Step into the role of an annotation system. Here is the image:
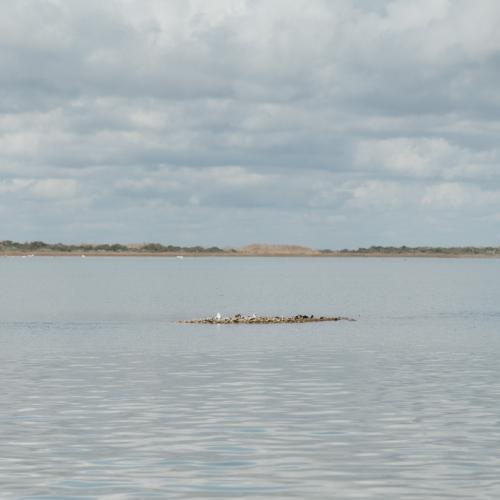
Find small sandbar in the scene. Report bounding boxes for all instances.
[178,314,355,324]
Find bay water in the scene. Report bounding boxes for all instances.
[1,257,500,498]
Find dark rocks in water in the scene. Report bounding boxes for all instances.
[178,314,354,324]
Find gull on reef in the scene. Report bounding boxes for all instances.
[215,313,222,321]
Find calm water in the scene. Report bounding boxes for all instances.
[1,257,500,499]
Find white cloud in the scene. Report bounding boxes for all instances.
[114,177,179,193]
[193,166,268,188]
[422,182,468,208]
[30,179,78,200]
[355,138,452,177]
[355,137,500,182]
[1,1,500,246]
[422,182,500,209]
[346,180,416,209]
[0,178,33,193]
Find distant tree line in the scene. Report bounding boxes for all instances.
[0,240,224,254]
[2,240,500,256]
[320,245,500,255]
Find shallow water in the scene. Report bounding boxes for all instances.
[1,257,500,498]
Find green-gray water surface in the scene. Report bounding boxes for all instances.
[1,256,500,498]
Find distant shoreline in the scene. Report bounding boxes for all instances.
[2,240,500,258]
[2,251,500,259]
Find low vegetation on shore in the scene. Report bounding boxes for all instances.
[322,245,500,257]
[1,240,500,257]
[0,240,225,255]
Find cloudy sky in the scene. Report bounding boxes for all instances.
[1,0,500,248]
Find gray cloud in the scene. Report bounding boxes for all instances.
[1,0,500,247]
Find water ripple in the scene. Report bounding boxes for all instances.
[1,344,500,499]
[2,258,500,498]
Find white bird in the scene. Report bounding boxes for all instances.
[215,312,222,321]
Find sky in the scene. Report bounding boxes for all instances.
[1,0,500,248]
